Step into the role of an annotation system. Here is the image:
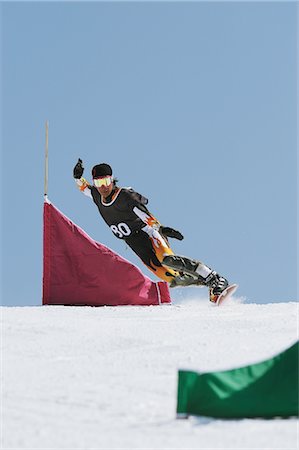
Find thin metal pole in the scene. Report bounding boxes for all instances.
[44,120,49,199]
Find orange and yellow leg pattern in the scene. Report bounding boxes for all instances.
[141,224,180,283]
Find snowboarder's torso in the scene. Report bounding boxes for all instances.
[90,186,150,240]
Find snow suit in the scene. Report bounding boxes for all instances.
[75,178,180,283]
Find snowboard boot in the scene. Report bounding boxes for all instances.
[206,271,229,303]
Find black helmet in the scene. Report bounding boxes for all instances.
[92,163,112,178]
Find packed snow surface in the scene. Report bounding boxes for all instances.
[1,296,298,449]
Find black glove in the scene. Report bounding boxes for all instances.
[73,158,84,179]
[160,226,184,241]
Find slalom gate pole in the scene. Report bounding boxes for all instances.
[44,120,49,199]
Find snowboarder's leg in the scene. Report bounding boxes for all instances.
[126,229,219,290]
[169,273,206,288]
[162,254,228,301]
[125,229,202,287]
[125,229,181,283]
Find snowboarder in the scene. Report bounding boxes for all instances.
[73,159,229,303]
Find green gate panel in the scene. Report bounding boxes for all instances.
[177,341,298,418]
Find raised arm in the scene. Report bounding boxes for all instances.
[73,158,92,198]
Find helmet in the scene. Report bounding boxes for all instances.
[92,163,112,178]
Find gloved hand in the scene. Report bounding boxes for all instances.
[160,226,184,241]
[73,158,84,179]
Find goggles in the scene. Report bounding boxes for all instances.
[93,176,113,188]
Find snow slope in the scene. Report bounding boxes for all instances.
[1,297,298,449]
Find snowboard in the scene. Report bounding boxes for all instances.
[215,283,238,306]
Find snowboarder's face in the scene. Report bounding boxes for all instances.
[96,183,114,198]
[93,176,114,198]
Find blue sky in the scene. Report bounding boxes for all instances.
[1,2,297,306]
